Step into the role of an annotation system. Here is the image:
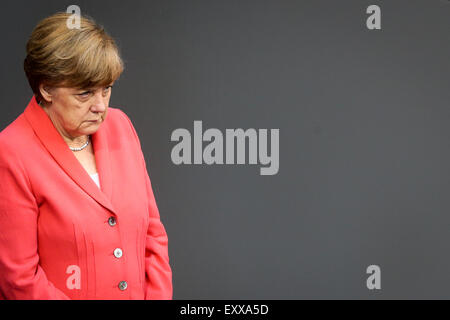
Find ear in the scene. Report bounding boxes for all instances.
[39,84,53,104]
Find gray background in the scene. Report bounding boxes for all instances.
[1,0,449,299]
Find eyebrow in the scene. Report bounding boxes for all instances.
[76,85,113,92]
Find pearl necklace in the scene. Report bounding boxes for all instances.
[69,136,90,152]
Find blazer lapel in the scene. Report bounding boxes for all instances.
[23,96,117,216]
[91,122,113,204]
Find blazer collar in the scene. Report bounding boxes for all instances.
[24,96,117,216]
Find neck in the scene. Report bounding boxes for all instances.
[66,135,90,149]
[40,103,90,149]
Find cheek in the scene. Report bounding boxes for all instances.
[64,111,87,130]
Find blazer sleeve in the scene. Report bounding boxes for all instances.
[120,111,173,300]
[0,145,70,300]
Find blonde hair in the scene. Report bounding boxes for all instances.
[24,12,124,102]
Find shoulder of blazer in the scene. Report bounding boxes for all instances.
[0,113,32,144]
[0,114,36,199]
[104,107,131,130]
[104,107,142,148]
[0,114,36,165]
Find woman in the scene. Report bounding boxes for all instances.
[0,12,172,299]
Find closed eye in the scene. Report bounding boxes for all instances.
[78,91,92,98]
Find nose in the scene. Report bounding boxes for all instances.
[90,92,107,113]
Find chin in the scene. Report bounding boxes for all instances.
[83,126,101,136]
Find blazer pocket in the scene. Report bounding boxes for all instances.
[73,223,97,299]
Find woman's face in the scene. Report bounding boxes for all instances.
[41,84,113,139]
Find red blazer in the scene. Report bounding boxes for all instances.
[0,96,172,299]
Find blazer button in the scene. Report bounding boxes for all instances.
[114,248,123,258]
[118,281,128,291]
[108,217,117,226]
